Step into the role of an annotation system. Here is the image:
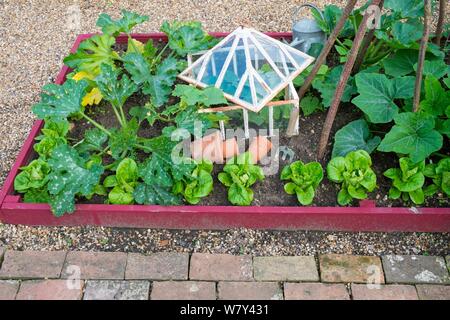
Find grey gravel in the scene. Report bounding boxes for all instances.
[0,225,448,256]
[0,1,449,256]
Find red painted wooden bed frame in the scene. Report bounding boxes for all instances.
[0,32,449,231]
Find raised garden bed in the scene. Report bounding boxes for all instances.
[1,11,449,232]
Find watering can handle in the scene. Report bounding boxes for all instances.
[292,3,325,24]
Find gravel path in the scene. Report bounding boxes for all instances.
[0,225,448,256]
[0,1,448,254]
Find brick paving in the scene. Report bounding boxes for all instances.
[0,249,448,300]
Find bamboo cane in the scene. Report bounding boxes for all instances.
[413,0,431,112]
[434,0,445,46]
[317,0,381,159]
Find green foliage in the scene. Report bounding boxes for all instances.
[162,85,227,136]
[19,12,228,212]
[161,20,218,56]
[218,153,264,206]
[424,158,450,197]
[414,59,449,79]
[173,161,214,204]
[300,95,322,116]
[14,159,51,203]
[108,118,139,159]
[391,19,423,46]
[352,73,415,123]
[383,49,419,77]
[293,64,329,88]
[327,150,377,206]
[384,0,424,18]
[378,112,443,163]
[96,10,149,36]
[313,66,356,108]
[280,161,323,205]
[103,158,138,204]
[123,52,153,86]
[311,4,354,37]
[132,135,196,205]
[419,76,450,133]
[332,119,381,158]
[32,79,89,121]
[133,155,181,206]
[173,84,227,107]
[95,63,138,110]
[63,34,120,75]
[142,57,182,107]
[384,157,426,204]
[47,145,104,216]
[34,119,69,158]
[75,128,109,156]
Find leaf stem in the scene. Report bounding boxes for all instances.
[155,42,169,62]
[80,113,111,136]
[111,105,125,127]
[118,104,128,126]
[134,143,152,153]
[150,42,170,70]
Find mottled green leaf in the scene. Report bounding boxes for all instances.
[142,57,180,107]
[32,79,88,121]
[161,20,218,56]
[47,145,104,216]
[76,128,108,155]
[123,52,152,86]
[63,34,119,75]
[108,118,139,159]
[97,10,148,36]
[95,64,137,108]
[133,182,180,205]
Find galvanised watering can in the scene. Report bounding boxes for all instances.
[290,3,326,53]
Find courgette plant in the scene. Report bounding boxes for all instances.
[15,10,221,216]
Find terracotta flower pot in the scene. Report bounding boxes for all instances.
[248,135,272,163]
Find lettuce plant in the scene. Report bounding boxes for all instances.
[384,157,426,204]
[281,161,323,205]
[33,119,69,158]
[327,150,377,206]
[173,160,214,204]
[14,159,51,203]
[424,157,450,197]
[218,153,265,206]
[103,158,139,205]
